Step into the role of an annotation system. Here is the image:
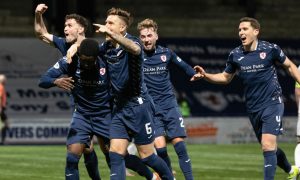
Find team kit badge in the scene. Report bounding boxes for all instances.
[260,52,266,59]
[99,68,106,75]
[160,55,167,62]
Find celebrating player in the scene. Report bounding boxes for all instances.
[194,17,300,180]
[34,4,103,179]
[94,7,174,180]
[137,18,199,180]
[39,39,111,179]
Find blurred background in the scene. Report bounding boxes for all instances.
[1,0,300,144]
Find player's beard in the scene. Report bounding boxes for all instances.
[65,35,77,44]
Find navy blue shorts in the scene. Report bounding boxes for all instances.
[109,100,155,145]
[66,111,111,147]
[154,106,187,140]
[248,103,283,142]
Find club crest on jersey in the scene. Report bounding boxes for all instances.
[160,55,167,62]
[99,68,106,75]
[260,52,266,59]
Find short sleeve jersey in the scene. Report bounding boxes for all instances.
[39,56,111,116]
[143,45,195,109]
[224,40,286,112]
[99,33,148,105]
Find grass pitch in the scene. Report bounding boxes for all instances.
[0,143,295,180]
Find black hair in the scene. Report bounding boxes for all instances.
[78,38,99,57]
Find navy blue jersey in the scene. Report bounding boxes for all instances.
[39,56,111,116]
[224,40,286,112]
[99,33,148,106]
[53,35,71,56]
[143,45,195,109]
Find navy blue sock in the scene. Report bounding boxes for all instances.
[83,150,101,180]
[142,153,173,180]
[125,154,153,180]
[263,151,277,180]
[65,152,80,180]
[109,152,125,180]
[174,141,193,180]
[156,147,173,172]
[103,152,111,168]
[276,147,291,173]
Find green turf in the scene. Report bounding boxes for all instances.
[0,143,296,180]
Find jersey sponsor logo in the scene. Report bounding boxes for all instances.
[160,55,167,62]
[53,62,60,69]
[99,68,106,75]
[260,52,266,59]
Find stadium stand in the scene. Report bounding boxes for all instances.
[0,0,300,38]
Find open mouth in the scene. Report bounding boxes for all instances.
[145,43,152,48]
[241,37,246,42]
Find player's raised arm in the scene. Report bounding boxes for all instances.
[34,3,53,45]
[94,23,141,56]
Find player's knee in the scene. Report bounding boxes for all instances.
[171,137,184,145]
[137,145,155,158]
[109,139,128,155]
[261,142,276,151]
[109,145,127,155]
[154,136,167,148]
[67,144,85,156]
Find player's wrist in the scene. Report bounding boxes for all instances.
[53,79,59,86]
[35,11,42,15]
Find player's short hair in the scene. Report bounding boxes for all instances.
[65,14,89,33]
[78,38,99,58]
[240,17,260,30]
[137,18,158,33]
[107,7,133,27]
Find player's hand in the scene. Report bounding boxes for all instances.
[66,44,79,64]
[54,77,74,91]
[194,65,206,75]
[35,4,48,14]
[190,65,205,81]
[93,23,109,34]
